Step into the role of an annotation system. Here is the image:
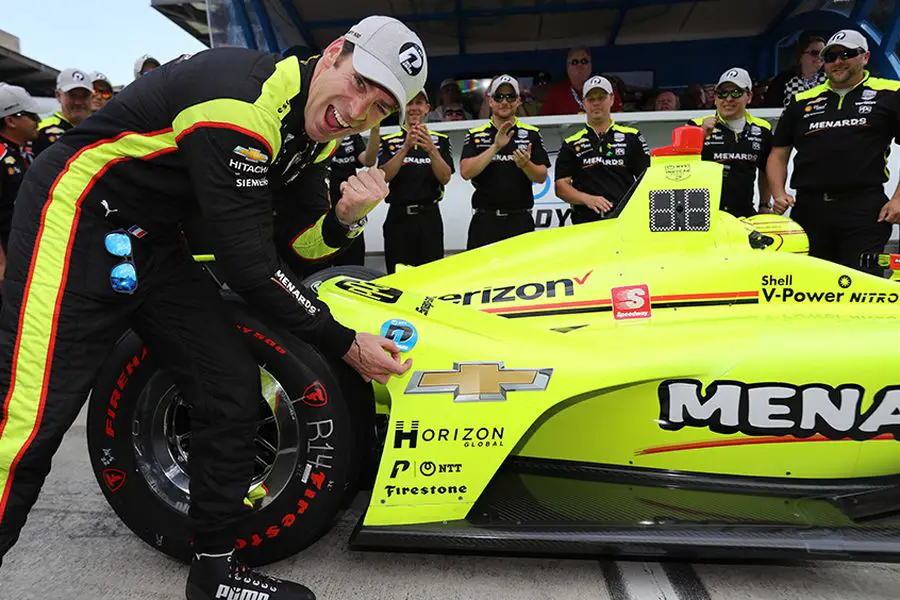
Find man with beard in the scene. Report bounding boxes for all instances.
[31,68,93,157]
[689,68,773,218]
[555,76,650,224]
[378,90,453,272]
[0,15,425,600]
[461,75,550,249]
[768,29,900,275]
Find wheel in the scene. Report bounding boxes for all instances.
[86,304,364,566]
[300,265,383,294]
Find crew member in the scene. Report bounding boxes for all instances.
[273,128,380,274]
[31,68,93,157]
[555,75,650,224]
[328,129,379,266]
[0,84,40,261]
[768,30,900,275]
[378,90,453,272]
[0,16,424,600]
[90,71,114,113]
[690,67,773,218]
[460,75,549,249]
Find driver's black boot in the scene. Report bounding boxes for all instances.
[186,551,316,600]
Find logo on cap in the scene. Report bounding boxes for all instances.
[726,69,740,79]
[73,71,86,81]
[399,42,424,77]
[831,32,846,42]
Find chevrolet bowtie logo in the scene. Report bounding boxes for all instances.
[405,361,552,402]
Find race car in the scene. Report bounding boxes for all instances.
[85,126,900,568]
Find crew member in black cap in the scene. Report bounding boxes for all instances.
[460,74,550,249]
[378,90,453,273]
[768,29,900,274]
[556,75,650,224]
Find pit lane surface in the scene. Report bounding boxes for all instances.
[5,409,900,600]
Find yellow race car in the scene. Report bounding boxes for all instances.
[86,127,900,567]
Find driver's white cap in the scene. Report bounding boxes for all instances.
[822,29,869,54]
[343,16,428,122]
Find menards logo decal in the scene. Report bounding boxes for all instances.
[658,379,900,442]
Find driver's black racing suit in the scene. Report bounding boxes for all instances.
[0,47,361,562]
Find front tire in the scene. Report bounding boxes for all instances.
[86,304,363,566]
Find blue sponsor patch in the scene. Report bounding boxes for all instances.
[380,319,418,352]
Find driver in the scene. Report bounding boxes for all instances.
[0,15,424,600]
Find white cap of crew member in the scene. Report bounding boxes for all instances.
[0,83,40,118]
[90,71,111,85]
[56,68,93,93]
[583,75,613,96]
[717,67,753,91]
[488,74,520,96]
[343,16,428,122]
[822,29,869,55]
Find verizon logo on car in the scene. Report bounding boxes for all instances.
[612,284,651,320]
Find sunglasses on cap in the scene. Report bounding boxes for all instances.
[716,89,747,99]
[105,230,138,294]
[492,92,518,103]
[822,47,865,63]
[569,58,590,66]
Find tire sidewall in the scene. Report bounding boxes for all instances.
[87,305,356,566]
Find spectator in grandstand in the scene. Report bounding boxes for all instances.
[541,47,623,115]
[681,83,708,110]
[654,90,680,111]
[555,76,650,224]
[134,53,161,79]
[689,68,773,218]
[520,71,551,116]
[461,75,550,249]
[427,79,473,122]
[763,32,826,107]
[768,29,900,275]
[378,90,454,273]
[90,71,114,113]
[32,69,93,158]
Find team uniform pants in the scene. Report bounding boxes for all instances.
[466,209,534,250]
[0,143,260,566]
[383,204,444,274]
[792,188,892,276]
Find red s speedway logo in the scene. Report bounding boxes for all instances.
[612,284,651,320]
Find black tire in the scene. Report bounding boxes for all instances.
[86,303,364,566]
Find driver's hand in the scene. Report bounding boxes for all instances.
[342,332,412,385]
[335,167,389,225]
[772,192,795,215]
[586,194,614,214]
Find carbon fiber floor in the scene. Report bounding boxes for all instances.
[4,408,900,600]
